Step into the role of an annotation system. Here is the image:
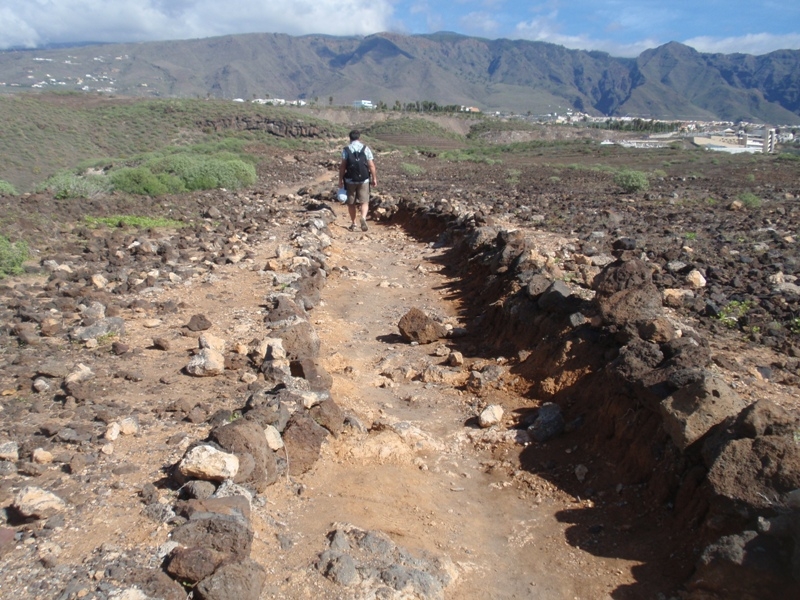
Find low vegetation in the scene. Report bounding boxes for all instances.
[84,215,186,229]
[38,171,110,199]
[613,169,650,193]
[366,117,462,140]
[0,235,29,278]
[400,163,425,176]
[467,120,541,139]
[0,94,331,192]
[37,139,257,198]
[737,191,762,208]
[0,179,17,196]
[715,300,754,329]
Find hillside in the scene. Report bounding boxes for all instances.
[1,32,799,123]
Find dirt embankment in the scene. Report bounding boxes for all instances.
[372,180,800,599]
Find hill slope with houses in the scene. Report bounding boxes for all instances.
[1,32,799,123]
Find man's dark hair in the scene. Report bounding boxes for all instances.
[349,130,361,141]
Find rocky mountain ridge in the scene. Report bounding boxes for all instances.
[1,32,799,123]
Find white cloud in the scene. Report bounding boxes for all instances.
[459,12,500,37]
[0,8,41,48]
[0,0,395,49]
[683,33,800,56]
[513,13,658,57]
[513,11,800,57]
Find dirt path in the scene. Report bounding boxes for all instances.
[249,210,640,598]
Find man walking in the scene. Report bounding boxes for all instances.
[339,130,377,231]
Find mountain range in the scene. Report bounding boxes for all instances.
[1,31,799,124]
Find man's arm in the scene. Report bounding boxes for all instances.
[367,159,377,187]
[338,158,347,187]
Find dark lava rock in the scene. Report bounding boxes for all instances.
[309,398,345,438]
[593,259,652,297]
[525,274,552,298]
[210,418,278,492]
[398,307,447,345]
[244,392,292,432]
[180,480,217,500]
[735,399,799,439]
[193,559,266,600]
[325,553,358,586]
[170,515,253,561]
[271,321,320,360]
[537,280,579,314]
[609,338,665,380]
[688,531,799,599]
[290,358,333,391]
[186,314,213,332]
[166,546,226,584]
[175,495,251,523]
[706,436,800,512]
[528,402,565,443]
[292,267,325,310]
[282,413,328,475]
[264,295,306,329]
[596,284,663,329]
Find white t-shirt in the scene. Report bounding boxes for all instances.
[342,140,374,161]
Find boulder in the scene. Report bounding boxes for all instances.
[211,419,278,492]
[186,348,226,377]
[528,403,565,443]
[282,413,328,475]
[478,405,504,428]
[13,486,66,519]
[660,373,749,451]
[178,445,239,482]
[398,308,446,344]
[194,559,267,600]
[170,515,253,562]
[167,546,227,584]
[271,321,320,360]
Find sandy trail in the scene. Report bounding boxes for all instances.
[250,208,637,599]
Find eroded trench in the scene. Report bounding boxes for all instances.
[370,195,800,600]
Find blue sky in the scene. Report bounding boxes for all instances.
[0,1,798,57]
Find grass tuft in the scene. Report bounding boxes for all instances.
[0,235,29,278]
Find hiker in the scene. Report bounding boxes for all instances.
[338,130,377,231]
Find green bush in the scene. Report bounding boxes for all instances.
[0,179,17,196]
[715,300,753,329]
[0,235,29,278]
[401,163,425,176]
[39,171,109,199]
[110,167,188,196]
[146,154,256,191]
[737,191,761,208]
[614,169,650,193]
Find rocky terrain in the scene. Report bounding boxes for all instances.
[0,141,799,600]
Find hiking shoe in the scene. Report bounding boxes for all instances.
[360,217,368,232]
[348,223,357,231]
